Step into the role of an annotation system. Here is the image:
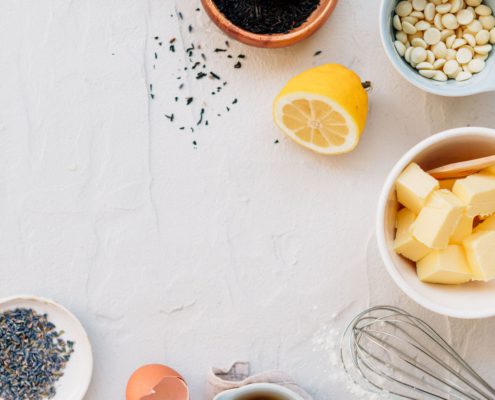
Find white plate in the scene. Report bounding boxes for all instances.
[0,295,93,400]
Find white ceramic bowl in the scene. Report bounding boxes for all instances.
[377,127,495,319]
[380,0,495,97]
[0,295,93,399]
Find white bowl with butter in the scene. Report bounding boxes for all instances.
[377,127,495,319]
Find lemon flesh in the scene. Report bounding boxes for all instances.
[273,64,368,155]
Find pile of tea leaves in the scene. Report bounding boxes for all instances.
[212,0,321,34]
[150,7,245,148]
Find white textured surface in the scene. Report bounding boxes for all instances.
[1,1,495,399]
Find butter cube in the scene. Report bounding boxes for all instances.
[394,208,431,262]
[412,190,464,249]
[452,173,495,217]
[450,214,473,245]
[463,230,495,281]
[474,214,495,232]
[439,179,456,191]
[396,163,439,214]
[417,245,472,284]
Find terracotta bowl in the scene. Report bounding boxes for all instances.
[201,0,339,48]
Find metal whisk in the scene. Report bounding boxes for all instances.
[340,306,495,400]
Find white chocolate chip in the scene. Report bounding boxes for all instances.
[452,38,467,49]
[403,21,418,34]
[426,49,436,63]
[451,0,463,14]
[466,0,482,6]
[395,40,407,56]
[419,69,437,78]
[434,13,445,29]
[475,4,492,16]
[480,15,495,30]
[444,59,460,75]
[490,28,495,43]
[456,46,474,63]
[442,13,459,29]
[446,48,458,60]
[474,43,493,53]
[468,58,486,72]
[413,0,427,11]
[403,16,419,25]
[446,34,457,48]
[411,37,428,48]
[474,52,489,60]
[457,9,475,25]
[424,27,442,44]
[463,33,477,46]
[393,15,403,31]
[416,61,434,69]
[396,31,408,43]
[411,11,426,19]
[467,19,483,32]
[441,28,455,41]
[425,3,436,20]
[476,29,491,44]
[456,70,473,80]
[405,46,414,62]
[437,3,452,14]
[433,70,448,81]
[433,58,447,69]
[432,40,448,57]
[416,20,432,30]
[411,46,428,63]
[396,1,413,17]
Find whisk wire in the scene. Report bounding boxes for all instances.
[354,335,452,400]
[363,324,490,399]
[341,306,495,400]
[357,328,481,400]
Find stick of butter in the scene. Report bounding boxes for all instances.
[450,214,473,245]
[412,190,464,249]
[463,230,495,281]
[417,245,472,284]
[394,208,431,262]
[396,163,439,215]
[453,173,495,217]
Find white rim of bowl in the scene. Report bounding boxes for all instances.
[214,383,304,400]
[0,294,94,399]
[376,127,495,319]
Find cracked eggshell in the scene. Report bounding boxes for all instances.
[126,364,189,400]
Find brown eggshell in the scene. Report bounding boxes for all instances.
[126,364,188,400]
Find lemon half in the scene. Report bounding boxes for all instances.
[273,64,369,155]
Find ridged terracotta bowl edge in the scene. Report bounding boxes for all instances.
[201,0,339,48]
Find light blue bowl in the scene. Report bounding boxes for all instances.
[380,0,495,96]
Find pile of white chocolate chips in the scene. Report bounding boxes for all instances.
[393,0,495,81]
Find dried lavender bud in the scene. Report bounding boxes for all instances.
[0,308,75,400]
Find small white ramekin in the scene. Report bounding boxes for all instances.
[380,0,495,97]
[376,127,495,319]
